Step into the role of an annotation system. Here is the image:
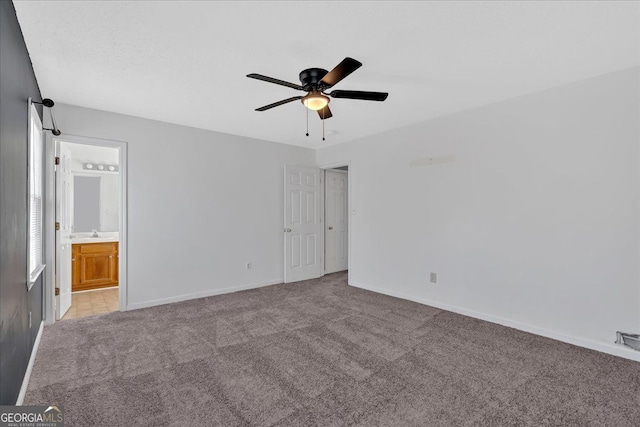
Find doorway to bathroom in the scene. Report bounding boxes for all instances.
[45,135,128,323]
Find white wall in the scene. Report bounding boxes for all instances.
[52,104,315,308]
[317,67,640,357]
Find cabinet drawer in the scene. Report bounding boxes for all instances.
[76,242,118,254]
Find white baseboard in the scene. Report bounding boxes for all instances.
[349,280,640,363]
[16,321,44,405]
[126,278,284,311]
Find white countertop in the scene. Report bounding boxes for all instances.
[70,232,119,244]
[71,237,119,244]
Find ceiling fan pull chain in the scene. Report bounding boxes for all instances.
[306,107,309,137]
[322,109,325,141]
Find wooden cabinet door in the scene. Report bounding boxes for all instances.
[80,252,114,286]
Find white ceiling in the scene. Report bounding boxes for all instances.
[14,1,640,149]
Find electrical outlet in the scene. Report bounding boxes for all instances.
[245,262,252,270]
[430,272,437,284]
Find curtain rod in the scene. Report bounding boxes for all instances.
[31,98,61,136]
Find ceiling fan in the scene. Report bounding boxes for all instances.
[247,57,388,139]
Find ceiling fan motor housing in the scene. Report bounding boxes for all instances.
[299,68,329,91]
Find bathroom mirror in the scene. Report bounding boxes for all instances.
[73,174,120,232]
[73,176,101,232]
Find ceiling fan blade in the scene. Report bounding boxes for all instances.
[317,105,333,120]
[255,96,303,111]
[329,90,388,101]
[319,57,362,88]
[247,73,304,91]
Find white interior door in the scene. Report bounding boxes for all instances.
[284,166,323,283]
[325,170,348,274]
[55,143,73,319]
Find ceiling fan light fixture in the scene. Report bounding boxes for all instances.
[302,92,329,111]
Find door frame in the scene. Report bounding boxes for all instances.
[44,134,128,324]
[324,168,348,275]
[319,160,351,284]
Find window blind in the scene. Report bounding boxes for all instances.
[28,103,44,285]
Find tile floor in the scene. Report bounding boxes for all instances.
[61,287,119,320]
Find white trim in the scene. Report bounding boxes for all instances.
[27,99,45,291]
[283,166,287,281]
[318,160,352,169]
[321,168,325,277]
[16,321,44,405]
[349,280,640,362]
[27,264,46,287]
[318,160,352,284]
[126,278,283,311]
[43,133,55,324]
[44,133,128,325]
[320,170,325,276]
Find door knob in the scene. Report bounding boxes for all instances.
[284,228,292,232]
[328,226,334,230]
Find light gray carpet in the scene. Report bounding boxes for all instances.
[26,272,640,426]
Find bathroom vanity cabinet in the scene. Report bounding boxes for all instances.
[72,242,119,291]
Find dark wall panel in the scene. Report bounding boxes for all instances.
[0,0,44,405]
